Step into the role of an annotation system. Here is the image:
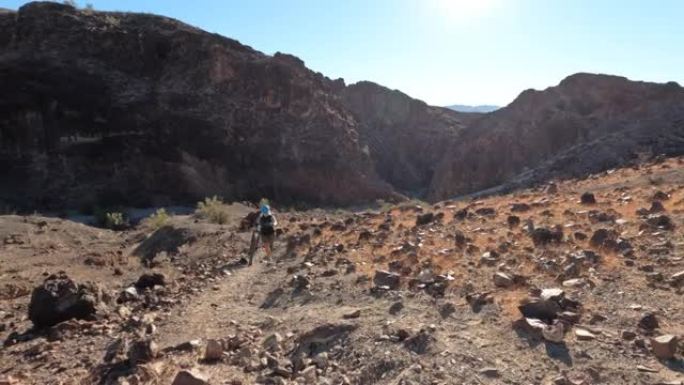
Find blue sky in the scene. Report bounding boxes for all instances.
[5,0,684,106]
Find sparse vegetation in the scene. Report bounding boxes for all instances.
[94,208,129,230]
[374,199,393,212]
[145,208,170,229]
[104,212,127,230]
[195,196,229,224]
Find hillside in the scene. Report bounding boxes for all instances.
[2,3,684,213]
[0,2,470,211]
[429,73,684,201]
[1,157,683,384]
[0,2,398,210]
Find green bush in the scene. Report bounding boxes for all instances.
[95,209,129,230]
[105,212,127,229]
[145,208,170,229]
[196,196,229,224]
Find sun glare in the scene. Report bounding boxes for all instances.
[435,0,500,20]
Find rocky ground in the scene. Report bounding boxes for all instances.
[1,158,684,385]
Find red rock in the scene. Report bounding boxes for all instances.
[650,334,678,359]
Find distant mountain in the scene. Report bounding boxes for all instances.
[446,104,500,113]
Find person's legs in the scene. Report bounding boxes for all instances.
[262,234,274,258]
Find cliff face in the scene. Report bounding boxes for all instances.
[428,73,684,200]
[341,82,472,196]
[0,2,396,210]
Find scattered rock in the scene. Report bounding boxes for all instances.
[292,323,357,357]
[439,302,456,318]
[204,339,223,361]
[638,312,659,330]
[118,287,139,303]
[574,328,596,340]
[454,230,467,247]
[530,226,563,246]
[621,330,637,340]
[580,192,596,204]
[389,302,404,315]
[519,299,561,322]
[649,201,666,213]
[479,367,500,377]
[343,310,361,319]
[636,365,659,373]
[454,208,468,221]
[475,207,496,217]
[262,333,283,352]
[415,213,435,226]
[650,334,678,359]
[646,214,675,230]
[171,370,210,385]
[507,215,521,227]
[589,228,616,248]
[300,365,317,383]
[493,272,514,288]
[28,272,100,328]
[291,275,311,290]
[134,273,166,290]
[404,330,432,354]
[127,339,158,365]
[671,270,684,286]
[373,270,401,290]
[511,203,531,212]
[652,191,670,201]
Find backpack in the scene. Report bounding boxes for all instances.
[259,214,275,235]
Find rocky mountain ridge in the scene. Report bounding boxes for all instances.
[1,2,684,211]
[428,73,684,201]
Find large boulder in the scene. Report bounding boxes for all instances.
[28,272,102,328]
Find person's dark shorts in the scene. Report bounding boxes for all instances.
[260,233,275,245]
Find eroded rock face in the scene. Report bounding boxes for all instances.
[429,73,684,201]
[341,82,471,195]
[0,2,395,210]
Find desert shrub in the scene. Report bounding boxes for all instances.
[375,199,393,212]
[95,208,129,230]
[196,196,229,224]
[145,208,170,229]
[104,212,127,229]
